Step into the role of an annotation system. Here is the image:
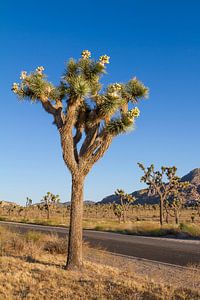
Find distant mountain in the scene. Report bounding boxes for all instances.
[61,200,96,206]
[0,200,19,207]
[100,189,159,205]
[100,168,200,205]
[181,168,200,192]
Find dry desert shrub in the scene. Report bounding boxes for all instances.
[42,233,67,254]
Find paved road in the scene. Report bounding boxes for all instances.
[0,221,200,266]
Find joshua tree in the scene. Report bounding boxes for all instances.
[26,197,32,207]
[41,192,60,219]
[138,164,189,226]
[189,185,200,216]
[165,180,190,224]
[113,203,123,223]
[165,198,183,224]
[115,189,135,222]
[12,50,148,269]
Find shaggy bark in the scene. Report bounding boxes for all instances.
[66,175,84,269]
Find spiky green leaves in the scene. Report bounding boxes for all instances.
[105,106,140,135]
[68,75,91,98]
[64,52,107,98]
[12,67,63,102]
[12,51,149,143]
[122,77,149,103]
[97,94,121,118]
[106,119,129,135]
[106,115,133,135]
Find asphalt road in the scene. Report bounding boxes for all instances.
[0,221,200,266]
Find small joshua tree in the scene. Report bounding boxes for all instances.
[12,50,148,269]
[26,197,32,207]
[115,189,135,223]
[41,192,60,219]
[138,163,189,226]
[165,181,190,224]
[113,203,123,223]
[189,185,200,215]
[165,197,183,224]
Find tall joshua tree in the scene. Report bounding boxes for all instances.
[12,50,148,269]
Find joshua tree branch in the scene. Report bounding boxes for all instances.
[40,97,64,129]
[79,125,98,157]
[60,98,83,172]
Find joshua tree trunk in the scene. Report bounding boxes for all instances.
[47,206,50,219]
[175,210,179,225]
[165,212,169,224]
[123,207,127,223]
[160,197,164,226]
[66,174,84,269]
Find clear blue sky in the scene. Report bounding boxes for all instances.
[1,0,199,205]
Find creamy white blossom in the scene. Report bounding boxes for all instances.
[20,71,27,80]
[128,107,140,118]
[99,55,110,65]
[36,66,44,74]
[110,83,122,92]
[12,83,19,93]
[81,50,91,59]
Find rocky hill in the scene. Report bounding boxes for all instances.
[181,168,200,193]
[0,200,19,207]
[100,168,200,205]
[61,200,96,206]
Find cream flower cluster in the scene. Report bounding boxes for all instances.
[81,50,91,59]
[128,107,140,118]
[99,55,110,65]
[111,83,122,91]
[36,66,44,75]
[20,71,27,80]
[12,83,19,94]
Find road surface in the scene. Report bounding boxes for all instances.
[0,221,200,266]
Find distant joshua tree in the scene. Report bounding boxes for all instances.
[12,50,148,269]
[113,203,123,223]
[114,189,135,223]
[26,197,32,207]
[41,192,60,219]
[138,164,190,226]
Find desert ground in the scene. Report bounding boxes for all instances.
[0,225,199,300]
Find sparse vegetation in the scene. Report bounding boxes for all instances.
[0,226,199,299]
[0,201,200,238]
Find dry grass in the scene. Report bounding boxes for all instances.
[93,220,200,238]
[1,213,200,238]
[1,203,200,239]
[0,226,199,299]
